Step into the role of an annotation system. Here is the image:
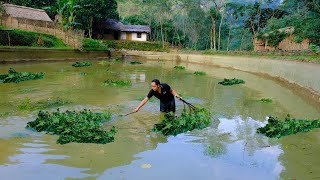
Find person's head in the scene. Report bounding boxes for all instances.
[151,79,160,91]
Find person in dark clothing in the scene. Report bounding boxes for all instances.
[133,79,182,113]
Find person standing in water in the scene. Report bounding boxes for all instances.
[133,79,182,113]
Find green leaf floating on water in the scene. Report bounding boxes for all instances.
[174,66,186,70]
[153,108,212,136]
[0,68,44,83]
[218,78,245,86]
[257,115,320,138]
[26,109,116,144]
[194,71,206,75]
[102,79,132,87]
[129,61,143,65]
[72,61,92,67]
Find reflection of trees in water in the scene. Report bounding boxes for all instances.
[234,117,277,156]
[189,120,234,158]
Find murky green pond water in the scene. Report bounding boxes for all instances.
[0,58,319,180]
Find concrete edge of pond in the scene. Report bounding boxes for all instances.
[0,48,123,63]
[125,51,320,107]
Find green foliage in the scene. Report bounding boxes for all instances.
[129,61,142,65]
[0,68,45,83]
[26,109,116,144]
[82,38,109,51]
[174,66,185,70]
[0,29,67,48]
[260,98,273,103]
[102,79,132,87]
[194,71,206,76]
[72,61,92,67]
[103,40,169,52]
[153,108,212,136]
[218,78,245,86]
[258,31,288,48]
[257,115,320,138]
[310,44,320,54]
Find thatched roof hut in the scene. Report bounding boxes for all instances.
[3,3,52,22]
[102,19,151,33]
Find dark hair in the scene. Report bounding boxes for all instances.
[152,79,160,85]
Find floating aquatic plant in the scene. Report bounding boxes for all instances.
[153,108,212,136]
[257,115,320,138]
[102,79,132,87]
[194,71,206,76]
[129,61,143,65]
[0,68,44,83]
[174,66,186,70]
[260,98,273,103]
[26,109,116,144]
[218,78,245,86]
[72,61,92,67]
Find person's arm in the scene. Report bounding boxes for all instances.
[133,97,149,112]
[171,89,182,100]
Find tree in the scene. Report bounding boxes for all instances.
[77,0,119,38]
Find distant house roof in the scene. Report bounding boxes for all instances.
[103,19,151,33]
[3,4,52,22]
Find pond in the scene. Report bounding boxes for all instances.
[0,57,319,179]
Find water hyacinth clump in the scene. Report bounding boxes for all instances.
[129,61,143,65]
[26,109,116,144]
[102,79,132,87]
[218,78,245,86]
[194,71,206,75]
[260,98,273,103]
[72,61,92,67]
[257,115,320,138]
[153,108,212,136]
[174,66,186,70]
[0,68,44,83]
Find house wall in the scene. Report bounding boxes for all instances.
[120,32,147,41]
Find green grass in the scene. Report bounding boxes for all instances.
[0,27,68,48]
[201,49,320,63]
[104,40,169,52]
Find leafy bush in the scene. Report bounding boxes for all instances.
[82,38,108,51]
[102,79,132,87]
[0,68,44,83]
[153,108,212,136]
[218,78,245,86]
[72,61,92,67]
[26,109,116,144]
[257,115,320,138]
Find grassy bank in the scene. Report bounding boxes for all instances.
[82,38,169,52]
[0,27,68,49]
[200,49,320,63]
